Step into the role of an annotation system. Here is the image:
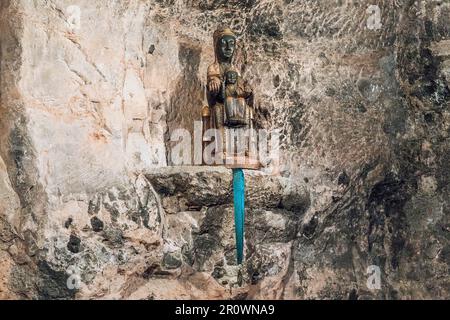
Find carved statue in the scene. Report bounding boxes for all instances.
[203,27,258,169]
[206,27,254,130]
[221,69,252,127]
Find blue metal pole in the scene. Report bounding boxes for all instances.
[232,168,245,264]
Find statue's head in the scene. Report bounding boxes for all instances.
[213,27,236,63]
[225,70,238,84]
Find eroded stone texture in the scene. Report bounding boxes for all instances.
[0,0,448,300]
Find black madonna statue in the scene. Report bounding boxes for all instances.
[202,27,259,169]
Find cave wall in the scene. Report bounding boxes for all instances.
[0,0,448,299]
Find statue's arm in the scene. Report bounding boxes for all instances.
[207,64,221,95]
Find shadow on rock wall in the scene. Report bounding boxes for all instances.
[0,0,448,300]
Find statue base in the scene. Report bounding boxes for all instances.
[223,154,261,170]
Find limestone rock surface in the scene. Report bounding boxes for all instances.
[0,0,448,299]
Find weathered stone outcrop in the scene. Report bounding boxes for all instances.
[0,0,448,299]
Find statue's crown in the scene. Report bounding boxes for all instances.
[213,27,236,43]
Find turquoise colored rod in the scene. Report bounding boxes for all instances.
[232,168,245,264]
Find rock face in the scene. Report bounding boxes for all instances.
[0,0,448,299]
